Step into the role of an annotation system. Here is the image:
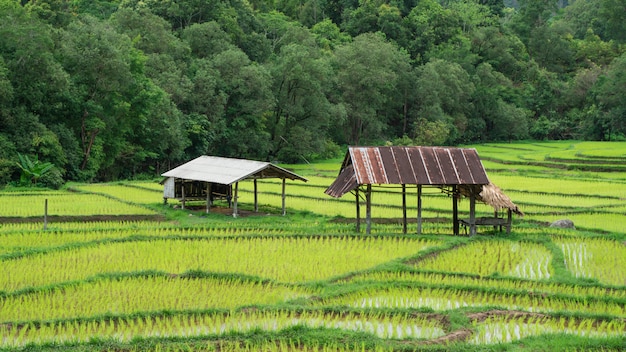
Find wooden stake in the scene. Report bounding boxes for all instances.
[44,198,48,230]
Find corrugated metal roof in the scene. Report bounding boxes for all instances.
[325,146,489,197]
[161,156,307,185]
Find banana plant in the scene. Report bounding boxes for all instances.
[16,153,54,186]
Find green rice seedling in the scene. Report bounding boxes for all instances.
[322,286,625,316]
[347,271,626,299]
[0,310,443,348]
[72,184,162,205]
[414,240,553,280]
[469,315,626,344]
[488,175,626,199]
[534,213,626,234]
[506,191,625,209]
[0,236,440,291]
[556,237,626,286]
[0,277,315,322]
[0,193,156,217]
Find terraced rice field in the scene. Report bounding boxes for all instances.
[0,141,624,351]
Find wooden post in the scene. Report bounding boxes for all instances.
[469,190,476,236]
[254,179,258,212]
[232,182,239,218]
[44,198,48,230]
[206,182,211,213]
[281,178,286,216]
[417,185,422,235]
[181,180,186,210]
[355,187,360,233]
[452,185,459,236]
[366,184,372,235]
[402,184,407,234]
[494,210,498,232]
[506,209,512,234]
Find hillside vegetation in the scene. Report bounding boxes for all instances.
[1,0,626,186]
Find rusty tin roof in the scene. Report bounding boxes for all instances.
[325,146,489,197]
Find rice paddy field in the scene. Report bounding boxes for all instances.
[0,141,625,351]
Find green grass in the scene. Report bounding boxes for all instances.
[0,141,625,351]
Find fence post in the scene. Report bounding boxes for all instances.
[44,198,48,230]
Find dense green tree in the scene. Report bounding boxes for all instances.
[267,42,338,162]
[334,33,409,145]
[310,19,351,51]
[403,0,462,61]
[592,53,626,140]
[470,63,529,141]
[210,49,273,159]
[599,0,626,43]
[56,15,132,179]
[413,59,475,143]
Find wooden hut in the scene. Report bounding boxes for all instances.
[325,146,522,235]
[162,156,307,217]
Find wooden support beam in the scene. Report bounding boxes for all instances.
[206,182,211,213]
[402,184,407,234]
[254,179,258,212]
[469,190,476,236]
[452,186,458,235]
[281,178,286,216]
[366,184,372,235]
[181,179,186,210]
[355,188,360,233]
[506,209,512,234]
[417,185,422,235]
[232,182,239,218]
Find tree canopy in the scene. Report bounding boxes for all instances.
[0,0,624,186]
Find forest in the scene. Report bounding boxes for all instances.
[0,0,624,186]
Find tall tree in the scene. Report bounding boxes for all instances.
[334,33,409,145]
[57,15,146,180]
[267,42,337,162]
[413,59,475,143]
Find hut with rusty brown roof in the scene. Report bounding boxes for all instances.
[325,146,522,235]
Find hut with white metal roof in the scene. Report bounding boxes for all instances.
[162,156,307,217]
[325,146,522,235]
